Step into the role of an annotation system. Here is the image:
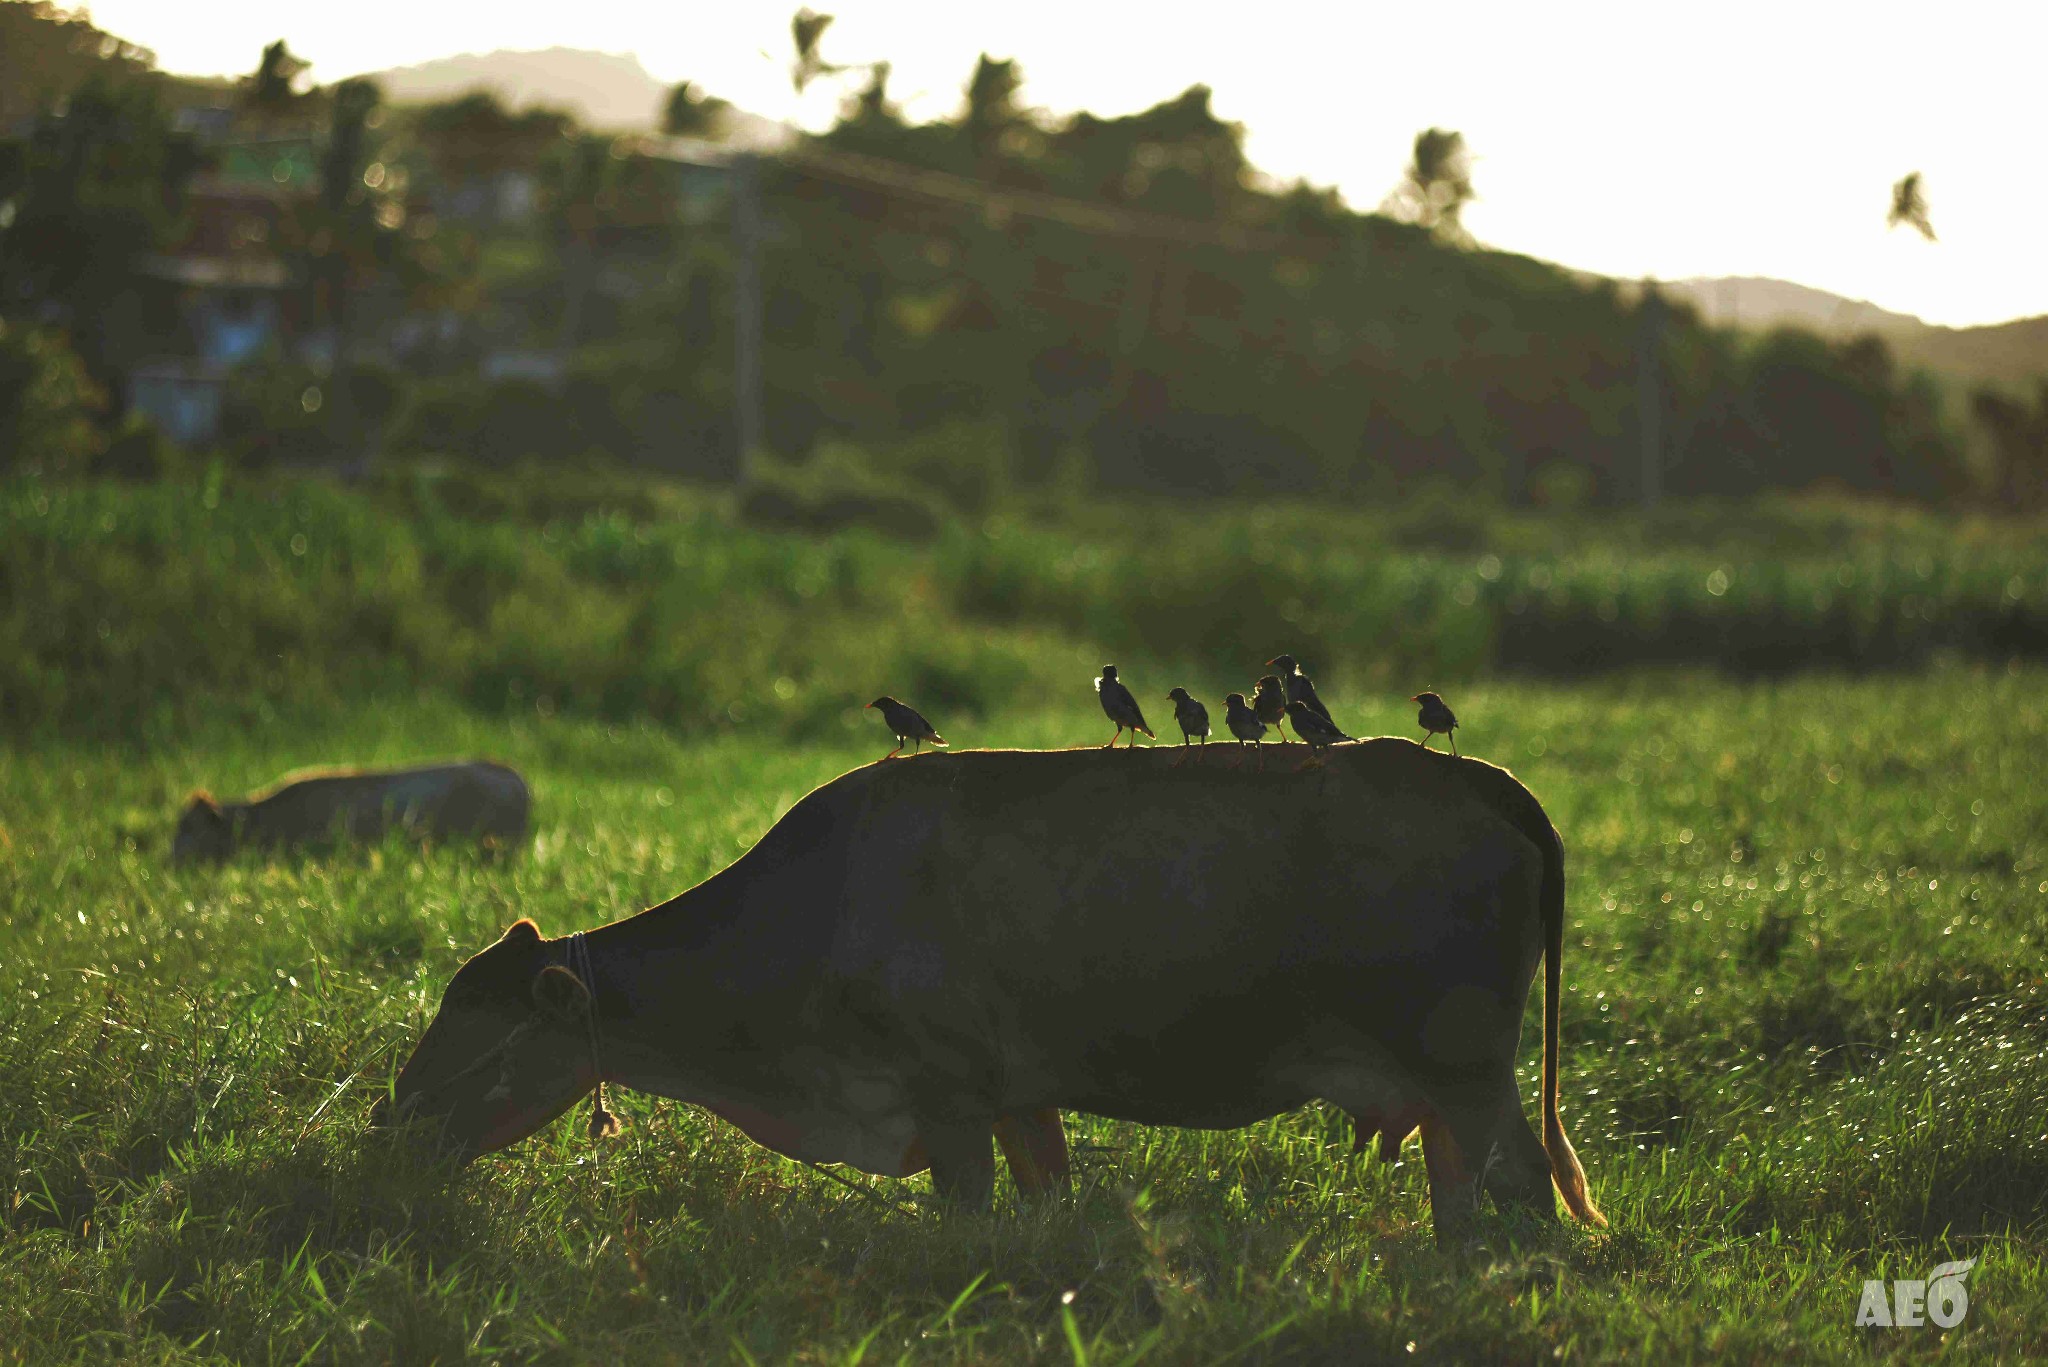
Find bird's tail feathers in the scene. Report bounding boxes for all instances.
[930,734,947,747]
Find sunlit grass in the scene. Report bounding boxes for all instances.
[2,666,2045,1359]
[9,474,2048,744]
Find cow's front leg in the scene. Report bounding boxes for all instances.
[920,1118,995,1212]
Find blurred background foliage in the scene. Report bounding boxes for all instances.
[4,1,2048,743]
[5,473,2044,740]
[6,0,2045,508]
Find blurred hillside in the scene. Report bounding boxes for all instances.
[3,2,2047,513]
[1669,276,2048,391]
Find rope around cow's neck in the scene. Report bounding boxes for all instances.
[566,931,620,1140]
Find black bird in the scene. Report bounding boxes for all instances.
[1223,692,1268,768]
[1412,691,1459,755]
[1286,699,1354,767]
[1095,665,1154,748]
[1166,687,1211,765]
[1267,654,1334,724]
[1252,674,1292,742]
[866,696,945,759]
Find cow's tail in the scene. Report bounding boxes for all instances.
[1538,821,1605,1227]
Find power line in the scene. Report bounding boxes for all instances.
[650,134,1339,258]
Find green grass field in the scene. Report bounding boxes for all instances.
[4,668,2045,1361]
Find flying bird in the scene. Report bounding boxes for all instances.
[866,696,945,759]
[1095,665,1153,748]
[1286,699,1354,767]
[1166,687,1211,765]
[1887,171,1936,242]
[1268,654,1334,724]
[1412,691,1459,755]
[1223,692,1267,769]
[1253,674,1292,742]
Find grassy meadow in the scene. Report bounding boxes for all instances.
[4,474,2048,1360]
[4,663,2047,1362]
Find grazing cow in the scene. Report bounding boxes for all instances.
[174,761,530,862]
[375,741,1601,1238]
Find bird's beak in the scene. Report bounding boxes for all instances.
[1265,658,1277,667]
[863,702,873,709]
[1409,695,1421,702]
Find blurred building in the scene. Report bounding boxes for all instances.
[128,129,315,443]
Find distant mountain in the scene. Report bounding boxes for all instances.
[363,46,792,150]
[365,47,671,131]
[1664,277,1922,335]
[1665,276,2048,390]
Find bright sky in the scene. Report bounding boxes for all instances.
[86,0,2046,327]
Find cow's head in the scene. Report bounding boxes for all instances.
[372,919,599,1161]
[173,794,233,863]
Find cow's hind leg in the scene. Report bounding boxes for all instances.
[1480,1095,1554,1224]
[921,1118,995,1212]
[1420,1107,1479,1243]
[1429,1078,1557,1240]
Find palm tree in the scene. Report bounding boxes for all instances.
[662,81,730,138]
[244,40,308,117]
[1384,128,1475,243]
[791,9,841,94]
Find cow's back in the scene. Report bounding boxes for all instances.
[244,761,529,848]
[809,744,1549,1121]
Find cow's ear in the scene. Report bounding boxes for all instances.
[533,964,590,1021]
[501,918,542,947]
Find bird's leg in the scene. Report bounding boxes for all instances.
[886,739,904,760]
[1418,732,1432,750]
[1295,748,1326,772]
[1449,734,1459,757]
[1104,725,1121,750]
[1171,736,1188,768]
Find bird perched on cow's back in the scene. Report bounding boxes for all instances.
[1223,691,1267,769]
[1286,700,1354,767]
[1268,654,1334,725]
[866,696,945,760]
[1095,665,1153,748]
[1412,691,1459,755]
[1253,674,1292,742]
[1166,687,1210,765]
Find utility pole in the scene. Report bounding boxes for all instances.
[732,152,764,485]
[1637,280,1664,509]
